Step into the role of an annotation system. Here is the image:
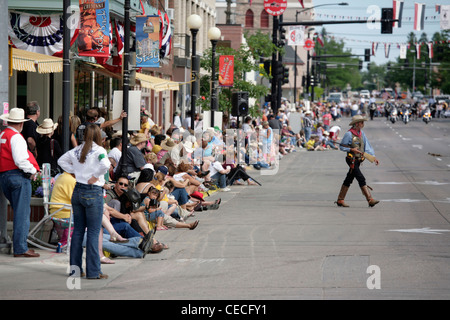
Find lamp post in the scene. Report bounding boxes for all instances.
[208,27,221,127]
[294,2,348,103]
[187,14,203,131]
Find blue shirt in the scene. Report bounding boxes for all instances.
[339,130,375,156]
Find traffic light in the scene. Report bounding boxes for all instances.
[364,49,371,62]
[367,63,371,71]
[279,27,286,47]
[231,91,249,116]
[387,63,391,71]
[359,60,363,70]
[274,61,283,81]
[381,8,393,34]
[264,60,271,76]
[282,66,289,84]
[302,75,306,87]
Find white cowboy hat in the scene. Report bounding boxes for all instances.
[182,141,194,153]
[0,108,30,123]
[36,118,58,135]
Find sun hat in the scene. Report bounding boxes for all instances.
[161,138,175,151]
[0,108,30,123]
[152,144,162,154]
[130,133,148,146]
[182,141,194,153]
[349,115,368,126]
[36,118,58,135]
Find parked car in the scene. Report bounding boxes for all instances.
[327,92,343,104]
[360,90,370,99]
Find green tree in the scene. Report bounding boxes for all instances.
[198,31,278,117]
[315,28,362,92]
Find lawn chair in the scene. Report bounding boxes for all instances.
[27,164,73,254]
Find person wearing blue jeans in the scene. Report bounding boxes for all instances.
[58,124,111,279]
[0,108,40,258]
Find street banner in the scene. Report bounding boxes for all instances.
[441,5,450,30]
[264,0,288,17]
[399,44,407,59]
[219,55,234,87]
[414,3,425,31]
[393,0,404,28]
[78,0,110,58]
[136,15,160,68]
[287,26,305,46]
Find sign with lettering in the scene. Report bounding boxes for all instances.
[264,0,288,17]
[78,0,110,58]
[136,15,160,68]
[219,55,234,87]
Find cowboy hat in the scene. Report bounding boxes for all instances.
[349,115,368,126]
[182,141,194,153]
[36,118,58,135]
[0,108,30,123]
[130,133,148,146]
[161,138,175,151]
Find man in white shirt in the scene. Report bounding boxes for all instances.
[209,160,231,191]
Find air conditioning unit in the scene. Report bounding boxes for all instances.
[167,8,174,21]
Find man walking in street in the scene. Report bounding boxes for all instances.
[0,108,40,257]
[335,115,380,208]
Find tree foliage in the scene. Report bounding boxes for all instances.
[198,31,277,117]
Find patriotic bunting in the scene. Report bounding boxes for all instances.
[414,3,426,31]
[393,0,404,28]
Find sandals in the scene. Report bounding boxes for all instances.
[156,225,168,231]
[189,220,199,230]
[100,256,115,264]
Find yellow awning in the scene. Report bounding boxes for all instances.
[12,48,63,73]
[135,73,179,92]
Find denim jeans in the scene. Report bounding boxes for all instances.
[211,172,227,188]
[0,169,32,255]
[70,183,104,278]
[304,127,312,143]
[102,233,143,258]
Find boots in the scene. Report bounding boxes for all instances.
[335,185,350,207]
[361,185,379,207]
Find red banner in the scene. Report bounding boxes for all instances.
[78,0,110,58]
[219,55,234,87]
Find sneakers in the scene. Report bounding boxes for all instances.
[221,187,231,192]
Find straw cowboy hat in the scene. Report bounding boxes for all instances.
[36,118,58,135]
[349,115,368,126]
[130,133,148,146]
[0,108,30,123]
[161,138,175,151]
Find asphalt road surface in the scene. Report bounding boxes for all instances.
[0,116,449,304]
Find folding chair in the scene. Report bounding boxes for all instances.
[27,164,73,254]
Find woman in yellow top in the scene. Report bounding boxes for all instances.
[49,172,76,246]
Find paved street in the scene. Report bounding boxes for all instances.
[1,116,449,302]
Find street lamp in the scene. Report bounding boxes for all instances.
[294,2,349,104]
[187,14,203,131]
[208,27,221,127]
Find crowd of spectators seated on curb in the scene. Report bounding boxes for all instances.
[4,99,345,269]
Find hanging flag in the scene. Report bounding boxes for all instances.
[219,55,234,87]
[393,1,404,28]
[441,5,450,30]
[287,26,305,46]
[78,0,110,58]
[435,5,441,14]
[372,42,378,56]
[414,3,426,31]
[415,43,421,59]
[384,43,390,58]
[427,42,433,59]
[8,12,79,57]
[299,1,304,9]
[160,12,172,58]
[316,34,324,47]
[400,43,407,59]
[136,15,160,68]
[249,0,253,5]
[96,19,124,73]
